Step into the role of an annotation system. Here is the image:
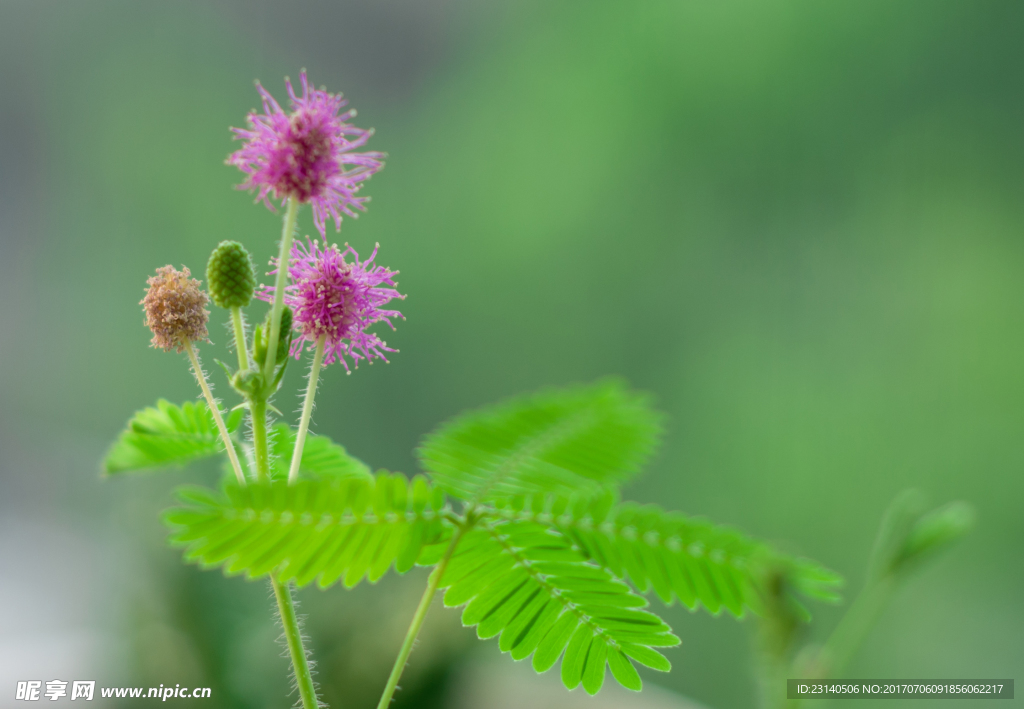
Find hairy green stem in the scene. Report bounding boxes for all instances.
[272,575,320,709]
[231,306,249,371]
[376,527,466,709]
[263,196,299,380]
[250,397,270,482]
[252,198,321,706]
[288,334,326,485]
[184,341,245,486]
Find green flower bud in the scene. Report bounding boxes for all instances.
[206,240,256,309]
[230,369,266,397]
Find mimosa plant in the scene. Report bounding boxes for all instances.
[103,72,971,709]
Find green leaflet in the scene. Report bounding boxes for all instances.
[103,399,243,474]
[894,501,974,572]
[267,424,373,481]
[488,493,843,617]
[162,474,451,586]
[870,491,974,580]
[439,520,678,695]
[102,399,366,484]
[418,380,661,504]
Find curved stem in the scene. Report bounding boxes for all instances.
[230,306,249,371]
[376,527,466,709]
[820,576,894,677]
[272,575,320,709]
[250,397,270,482]
[288,334,326,485]
[263,196,299,380]
[184,341,246,486]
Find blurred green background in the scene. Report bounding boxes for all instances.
[0,1,1021,707]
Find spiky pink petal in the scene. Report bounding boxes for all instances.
[227,71,384,235]
[258,239,404,371]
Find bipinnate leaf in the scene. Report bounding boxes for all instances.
[439,520,679,694]
[163,473,451,586]
[103,399,242,475]
[268,424,373,481]
[419,380,661,504]
[488,492,842,617]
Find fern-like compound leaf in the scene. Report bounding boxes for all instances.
[419,380,661,505]
[439,519,679,694]
[103,399,244,475]
[163,474,451,587]
[488,493,842,617]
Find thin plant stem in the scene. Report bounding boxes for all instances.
[251,198,320,705]
[785,579,895,709]
[263,196,299,380]
[250,397,270,482]
[252,197,319,707]
[376,526,466,709]
[288,334,326,485]
[820,576,894,678]
[272,575,320,709]
[230,306,249,371]
[184,341,246,486]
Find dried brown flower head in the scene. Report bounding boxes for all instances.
[141,265,210,352]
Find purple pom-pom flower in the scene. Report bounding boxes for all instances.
[258,239,405,371]
[227,71,385,236]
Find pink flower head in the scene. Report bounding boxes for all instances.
[258,239,405,371]
[227,71,385,236]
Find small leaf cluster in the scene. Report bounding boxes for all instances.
[105,379,841,694]
[253,306,294,372]
[220,305,295,401]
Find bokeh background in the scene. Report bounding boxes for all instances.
[1,1,1022,707]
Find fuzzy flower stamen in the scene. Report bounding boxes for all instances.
[227,71,385,236]
[142,266,210,352]
[258,239,404,371]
